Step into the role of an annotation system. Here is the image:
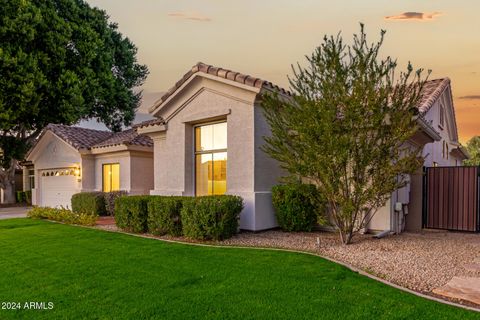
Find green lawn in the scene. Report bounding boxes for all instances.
[0,219,476,319]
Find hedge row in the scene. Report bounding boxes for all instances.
[114,195,243,240]
[181,196,243,240]
[148,196,184,236]
[28,207,98,226]
[71,191,127,216]
[71,192,106,216]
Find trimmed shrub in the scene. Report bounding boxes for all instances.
[104,191,128,216]
[71,192,107,216]
[27,206,98,226]
[24,190,32,205]
[181,195,243,240]
[147,196,184,236]
[114,195,150,233]
[16,191,26,203]
[272,183,323,232]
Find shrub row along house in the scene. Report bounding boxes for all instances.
[24,62,468,233]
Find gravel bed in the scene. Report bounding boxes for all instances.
[223,230,480,293]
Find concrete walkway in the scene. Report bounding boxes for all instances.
[434,277,480,305]
[433,257,480,306]
[0,206,30,220]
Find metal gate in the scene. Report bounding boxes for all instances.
[423,166,480,232]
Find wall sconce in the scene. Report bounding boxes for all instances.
[74,164,81,182]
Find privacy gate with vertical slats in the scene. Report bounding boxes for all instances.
[423,166,480,232]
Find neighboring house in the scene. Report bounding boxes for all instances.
[26,124,153,208]
[369,77,468,233]
[418,78,468,167]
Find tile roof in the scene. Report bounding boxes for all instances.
[92,128,153,149]
[38,124,152,151]
[418,78,450,114]
[418,77,459,140]
[132,118,166,129]
[46,124,113,150]
[149,62,291,113]
[150,62,449,115]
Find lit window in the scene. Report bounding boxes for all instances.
[103,163,120,192]
[195,122,227,196]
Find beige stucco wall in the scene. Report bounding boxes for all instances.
[31,132,81,170]
[81,155,96,192]
[253,104,283,229]
[147,76,283,231]
[93,152,131,192]
[92,150,153,194]
[130,152,154,195]
[368,199,392,232]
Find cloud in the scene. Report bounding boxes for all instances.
[385,12,442,21]
[167,11,211,22]
[459,95,480,100]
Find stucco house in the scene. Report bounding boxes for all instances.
[26,124,153,208]
[26,62,467,234]
[135,63,288,231]
[134,62,467,232]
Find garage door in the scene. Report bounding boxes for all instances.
[40,169,79,209]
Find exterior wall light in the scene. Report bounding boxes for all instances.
[74,165,81,182]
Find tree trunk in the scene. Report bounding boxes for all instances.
[0,159,18,204]
[338,228,354,245]
[2,181,16,204]
[344,232,353,245]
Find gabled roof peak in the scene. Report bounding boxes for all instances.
[149,62,291,113]
[418,78,450,114]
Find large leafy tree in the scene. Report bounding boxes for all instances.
[262,25,427,244]
[0,0,148,202]
[464,136,480,166]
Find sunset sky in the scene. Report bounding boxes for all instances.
[87,0,480,143]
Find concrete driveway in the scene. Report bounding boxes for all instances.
[0,206,30,220]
